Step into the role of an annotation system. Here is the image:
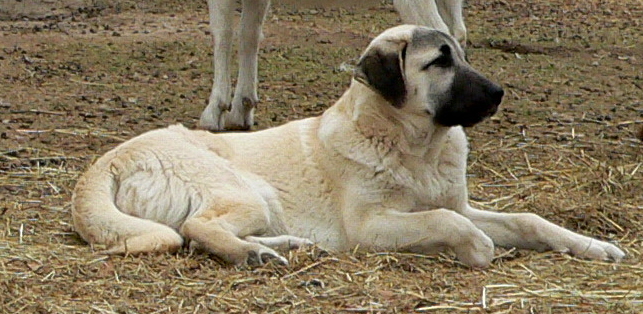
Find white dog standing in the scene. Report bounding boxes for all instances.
[200,0,466,131]
[72,25,625,267]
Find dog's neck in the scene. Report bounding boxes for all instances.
[320,79,451,160]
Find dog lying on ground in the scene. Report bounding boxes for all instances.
[72,25,625,267]
[201,0,466,131]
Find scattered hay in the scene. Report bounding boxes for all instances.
[1,106,641,314]
[1,0,642,312]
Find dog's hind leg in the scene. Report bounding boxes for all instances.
[225,0,270,130]
[180,198,289,266]
[245,235,314,249]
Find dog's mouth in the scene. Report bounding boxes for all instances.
[459,106,499,128]
[434,100,501,128]
[467,104,499,127]
[480,103,500,120]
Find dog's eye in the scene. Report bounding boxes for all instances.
[422,55,452,70]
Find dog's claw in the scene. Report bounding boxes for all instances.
[246,250,262,266]
[261,252,288,265]
[246,249,288,267]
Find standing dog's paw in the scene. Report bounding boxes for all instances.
[198,98,230,131]
[224,97,257,131]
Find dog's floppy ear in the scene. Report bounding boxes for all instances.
[354,42,407,108]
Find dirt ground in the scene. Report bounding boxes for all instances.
[1,0,642,312]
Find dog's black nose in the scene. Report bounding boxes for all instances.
[490,86,504,106]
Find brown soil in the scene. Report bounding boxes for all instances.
[1,0,641,312]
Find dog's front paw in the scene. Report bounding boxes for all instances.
[453,228,495,268]
[565,237,626,262]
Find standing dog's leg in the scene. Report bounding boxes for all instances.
[200,0,235,131]
[393,0,450,37]
[435,0,466,47]
[461,205,626,261]
[225,0,270,130]
[393,0,466,47]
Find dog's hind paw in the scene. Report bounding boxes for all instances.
[246,248,288,267]
[245,235,314,250]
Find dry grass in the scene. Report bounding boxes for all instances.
[1,0,642,312]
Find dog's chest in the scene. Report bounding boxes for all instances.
[385,156,467,212]
[416,170,465,210]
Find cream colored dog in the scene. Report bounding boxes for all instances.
[72,25,625,267]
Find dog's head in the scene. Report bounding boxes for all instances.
[354,25,503,127]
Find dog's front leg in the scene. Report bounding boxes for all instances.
[348,208,495,268]
[461,205,626,261]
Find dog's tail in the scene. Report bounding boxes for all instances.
[71,154,183,254]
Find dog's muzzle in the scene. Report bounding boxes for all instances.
[483,84,504,117]
[434,68,504,128]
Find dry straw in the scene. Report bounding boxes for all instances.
[1,0,642,312]
[1,122,641,313]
